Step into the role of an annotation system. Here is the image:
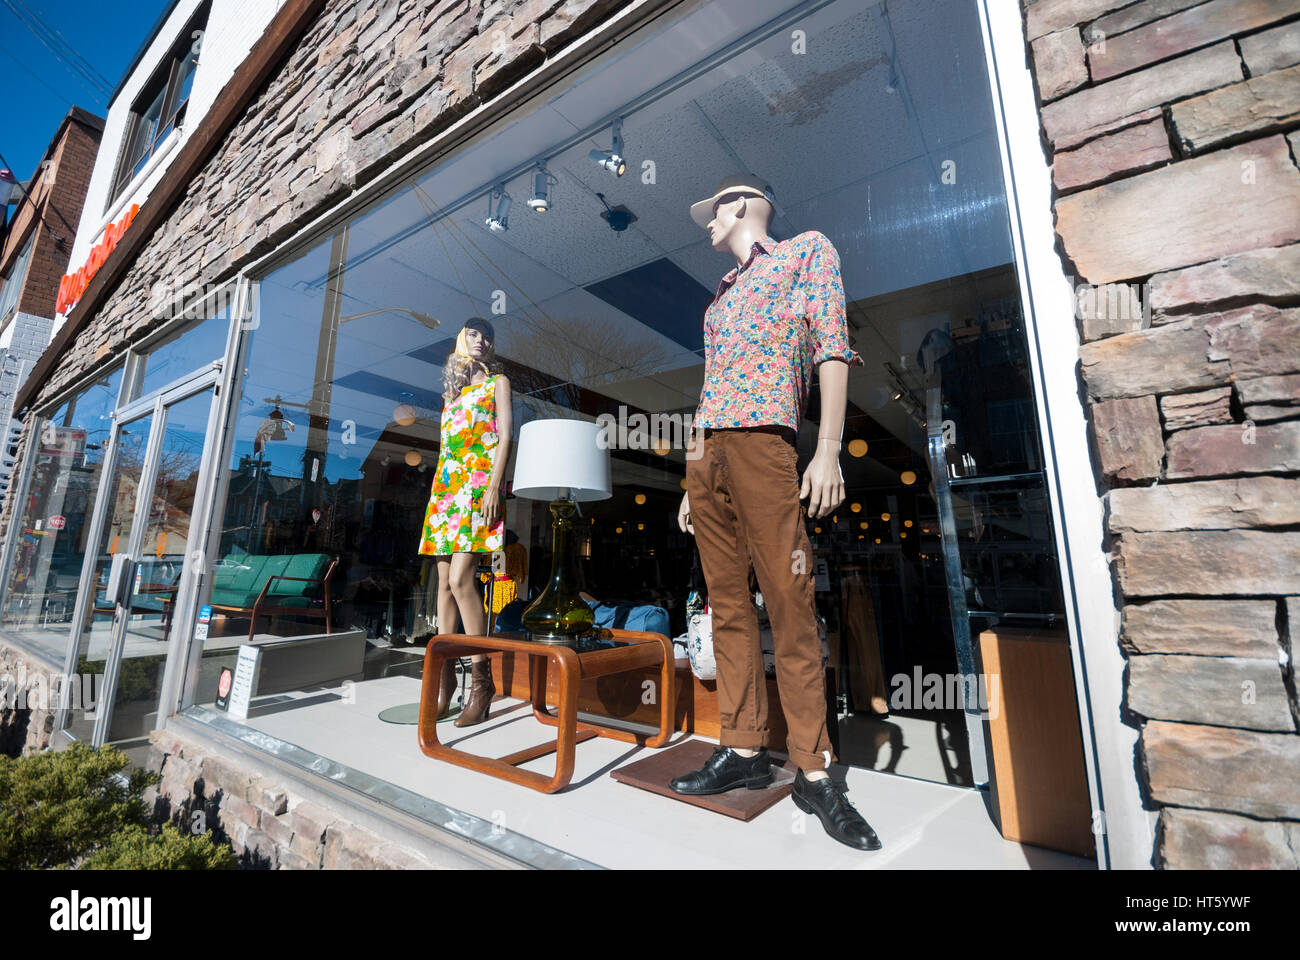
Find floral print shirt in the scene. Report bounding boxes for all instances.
[695,231,862,432]
[419,374,505,555]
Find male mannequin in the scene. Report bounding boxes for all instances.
[673,175,881,851]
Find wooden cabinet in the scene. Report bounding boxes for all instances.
[980,626,1095,858]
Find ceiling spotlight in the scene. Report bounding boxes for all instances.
[485,184,511,232]
[589,117,626,177]
[528,163,556,213]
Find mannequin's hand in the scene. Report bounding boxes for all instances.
[482,483,501,526]
[800,448,845,519]
[677,492,694,535]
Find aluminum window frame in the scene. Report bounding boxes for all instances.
[19,282,239,739]
[975,0,1152,869]
[86,363,223,746]
[0,360,131,672]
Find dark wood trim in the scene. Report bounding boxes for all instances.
[16,0,328,415]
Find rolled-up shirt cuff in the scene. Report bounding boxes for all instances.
[814,346,864,368]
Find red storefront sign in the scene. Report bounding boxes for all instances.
[56,204,140,315]
[48,515,66,529]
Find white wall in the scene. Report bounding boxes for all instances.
[58,0,286,334]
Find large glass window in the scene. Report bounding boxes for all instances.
[191,0,1069,812]
[126,309,230,404]
[1,367,123,660]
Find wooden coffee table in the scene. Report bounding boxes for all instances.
[417,629,676,793]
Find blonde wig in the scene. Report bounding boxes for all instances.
[443,318,502,404]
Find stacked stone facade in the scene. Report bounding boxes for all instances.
[0,643,62,756]
[147,730,454,869]
[1025,0,1300,868]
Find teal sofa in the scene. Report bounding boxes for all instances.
[209,548,339,640]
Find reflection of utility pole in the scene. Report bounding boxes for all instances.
[251,449,266,549]
[304,225,349,496]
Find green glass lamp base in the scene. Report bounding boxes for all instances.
[521,499,594,645]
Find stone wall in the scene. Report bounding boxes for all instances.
[0,639,63,757]
[147,729,446,868]
[1024,0,1300,869]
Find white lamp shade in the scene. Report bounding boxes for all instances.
[511,419,612,502]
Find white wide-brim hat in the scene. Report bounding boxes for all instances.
[688,174,778,228]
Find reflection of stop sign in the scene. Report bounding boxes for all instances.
[48,516,66,529]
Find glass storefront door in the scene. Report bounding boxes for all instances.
[67,372,220,762]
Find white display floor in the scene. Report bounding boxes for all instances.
[226,671,1095,870]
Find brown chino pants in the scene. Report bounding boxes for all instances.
[686,426,833,773]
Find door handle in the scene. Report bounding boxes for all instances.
[106,553,136,607]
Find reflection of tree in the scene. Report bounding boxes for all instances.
[505,312,676,420]
[146,444,202,550]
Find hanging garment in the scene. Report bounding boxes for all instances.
[418,374,505,555]
[840,572,889,715]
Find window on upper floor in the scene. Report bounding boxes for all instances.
[0,230,36,328]
[107,2,210,208]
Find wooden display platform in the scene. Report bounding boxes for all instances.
[484,649,791,744]
[419,630,675,793]
[610,739,797,821]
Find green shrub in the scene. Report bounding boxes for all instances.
[0,742,233,870]
[84,823,234,870]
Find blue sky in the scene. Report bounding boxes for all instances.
[1,0,172,179]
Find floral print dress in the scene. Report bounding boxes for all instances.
[419,374,505,555]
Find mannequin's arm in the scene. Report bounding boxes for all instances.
[800,358,848,519]
[484,375,512,525]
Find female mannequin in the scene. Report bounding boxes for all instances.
[419,318,513,726]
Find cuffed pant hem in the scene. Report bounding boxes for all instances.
[789,749,834,774]
[719,729,769,750]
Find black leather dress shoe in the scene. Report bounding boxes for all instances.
[791,770,882,851]
[670,747,773,795]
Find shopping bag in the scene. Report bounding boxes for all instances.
[687,609,716,681]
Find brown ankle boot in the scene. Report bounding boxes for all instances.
[436,659,458,719]
[454,659,495,727]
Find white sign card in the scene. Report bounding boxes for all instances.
[228,645,262,720]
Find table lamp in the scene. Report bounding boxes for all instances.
[511,419,611,643]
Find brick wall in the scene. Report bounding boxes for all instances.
[1024,0,1300,869]
[0,111,101,516]
[0,112,103,322]
[14,117,102,320]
